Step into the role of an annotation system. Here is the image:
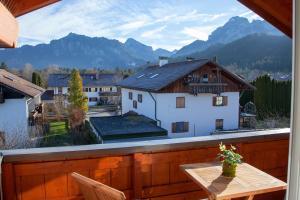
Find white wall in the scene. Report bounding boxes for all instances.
[156,92,239,137]
[121,88,156,119]
[121,88,240,138]
[0,98,29,138]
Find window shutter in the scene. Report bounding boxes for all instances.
[223,96,228,106]
[212,96,216,106]
[184,122,189,132]
[176,97,185,108]
[172,123,176,133]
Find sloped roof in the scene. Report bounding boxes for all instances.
[2,0,60,17]
[0,69,45,97]
[118,59,254,92]
[47,73,123,87]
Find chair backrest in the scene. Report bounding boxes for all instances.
[71,172,126,200]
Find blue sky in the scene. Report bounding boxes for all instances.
[17,0,261,51]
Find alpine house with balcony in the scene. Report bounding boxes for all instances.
[119,58,255,137]
[47,73,123,106]
[0,69,45,140]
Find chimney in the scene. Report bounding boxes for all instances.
[159,56,168,67]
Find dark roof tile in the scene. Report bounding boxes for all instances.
[48,73,123,87]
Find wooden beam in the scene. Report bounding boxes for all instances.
[3,0,61,17]
[0,2,18,48]
[238,0,292,38]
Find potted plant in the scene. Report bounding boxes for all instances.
[218,143,242,177]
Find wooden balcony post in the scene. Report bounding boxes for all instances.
[0,2,19,48]
[287,1,300,199]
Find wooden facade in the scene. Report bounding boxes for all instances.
[160,63,251,95]
[2,132,289,200]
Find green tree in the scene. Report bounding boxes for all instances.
[32,72,43,87]
[0,62,8,70]
[68,69,88,112]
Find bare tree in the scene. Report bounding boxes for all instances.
[22,63,34,81]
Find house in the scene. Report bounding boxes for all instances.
[119,58,254,138]
[47,73,123,106]
[0,69,45,140]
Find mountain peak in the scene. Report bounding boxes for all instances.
[207,16,281,45]
[228,16,249,24]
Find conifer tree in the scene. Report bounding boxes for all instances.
[68,69,88,112]
[0,62,8,70]
[32,72,43,87]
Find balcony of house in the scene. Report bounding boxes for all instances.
[99,91,120,96]
[1,128,289,200]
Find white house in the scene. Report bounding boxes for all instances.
[0,69,45,141]
[47,73,123,106]
[119,59,254,138]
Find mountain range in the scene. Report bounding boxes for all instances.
[0,16,292,72]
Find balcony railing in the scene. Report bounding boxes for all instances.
[99,91,120,96]
[1,128,289,200]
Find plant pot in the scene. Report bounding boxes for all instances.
[222,162,237,177]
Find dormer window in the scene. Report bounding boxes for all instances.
[137,74,145,79]
[150,74,159,78]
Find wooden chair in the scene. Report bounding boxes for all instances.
[71,172,126,200]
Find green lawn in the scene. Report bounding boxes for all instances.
[39,121,99,147]
[49,121,68,135]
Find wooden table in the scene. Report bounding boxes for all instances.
[181,162,287,200]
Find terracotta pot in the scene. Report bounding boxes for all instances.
[222,161,237,177]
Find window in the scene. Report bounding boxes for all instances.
[137,74,145,78]
[84,88,89,92]
[202,74,208,83]
[89,97,98,102]
[58,87,62,94]
[172,122,189,133]
[133,100,137,109]
[88,88,92,92]
[150,74,159,78]
[176,97,185,108]
[216,119,224,130]
[110,87,112,92]
[102,87,110,92]
[138,94,143,103]
[213,96,228,106]
[129,92,132,100]
[99,87,102,92]
[90,88,97,92]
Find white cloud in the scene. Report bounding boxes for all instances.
[16,0,264,50]
[182,26,217,40]
[141,26,166,38]
[239,11,262,22]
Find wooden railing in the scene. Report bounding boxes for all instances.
[1,129,289,200]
